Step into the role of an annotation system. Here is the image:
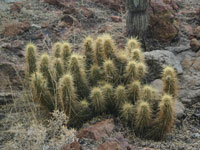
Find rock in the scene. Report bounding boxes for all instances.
[98,25,112,33]
[111,16,122,22]
[148,0,179,42]
[10,2,21,13]
[144,50,183,81]
[0,62,22,90]
[61,15,74,26]
[175,101,185,119]
[62,141,82,150]
[150,79,163,98]
[93,0,123,12]
[183,24,194,39]
[196,8,200,16]
[77,119,114,141]
[163,0,178,10]
[192,57,200,71]
[80,7,94,19]
[3,21,30,37]
[192,133,200,139]
[190,38,200,52]
[98,141,120,150]
[194,26,200,38]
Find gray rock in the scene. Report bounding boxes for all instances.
[144,50,183,82]
[175,101,185,119]
[150,79,163,98]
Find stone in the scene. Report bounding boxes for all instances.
[196,8,200,16]
[150,79,163,98]
[80,7,94,19]
[144,50,183,82]
[148,0,179,42]
[0,62,22,90]
[77,119,114,141]
[192,57,200,71]
[175,101,185,119]
[98,141,121,150]
[61,15,74,26]
[111,16,122,22]
[183,24,194,39]
[93,0,123,12]
[10,2,21,13]
[98,25,112,33]
[190,38,200,52]
[194,26,200,38]
[3,21,30,37]
[62,141,82,150]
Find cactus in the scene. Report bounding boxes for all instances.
[38,53,55,92]
[25,35,178,140]
[61,42,71,71]
[120,102,135,126]
[128,80,141,104]
[69,54,89,99]
[94,37,105,66]
[142,85,155,102]
[126,38,141,54]
[135,101,152,136]
[90,87,105,114]
[53,42,62,58]
[83,36,94,70]
[154,94,175,140]
[162,66,178,98]
[136,62,147,80]
[31,72,54,111]
[89,64,102,86]
[124,60,137,83]
[103,34,116,59]
[25,43,37,77]
[131,48,144,62]
[103,60,118,84]
[114,85,128,110]
[59,74,77,118]
[52,58,64,82]
[102,83,114,113]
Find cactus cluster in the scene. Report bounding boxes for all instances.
[25,35,178,140]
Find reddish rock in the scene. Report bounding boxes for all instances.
[62,141,82,150]
[196,8,200,16]
[190,38,200,52]
[183,24,194,39]
[77,119,114,141]
[10,3,21,13]
[111,16,122,22]
[80,7,94,19]
[3,21,30,37]
[148,0,179,42]
[194,26,200,38]
[98,141,120,150]
[98,25,112,33]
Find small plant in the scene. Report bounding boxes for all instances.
[153,94,174,140]
[53,42,62,58]
[162,66,178,98]
[135,101,152,137]
[25,35,178,140]
[25,43,37,77]
[90,87,105,114]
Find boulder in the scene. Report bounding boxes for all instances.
[175,100,185,119]
[144,50,183,82]
[77,119,114,141]
[194,26,200,38]
[148,0,179,42]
